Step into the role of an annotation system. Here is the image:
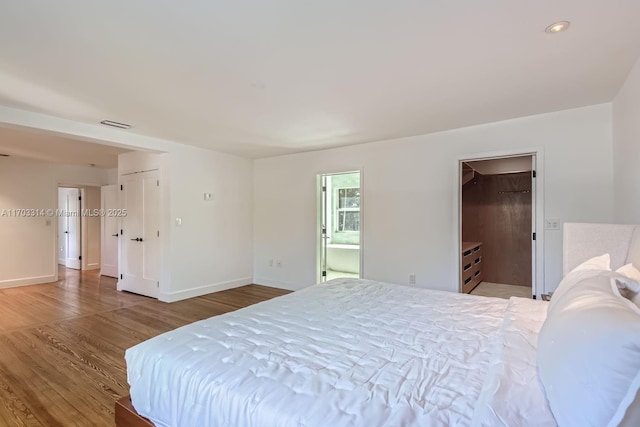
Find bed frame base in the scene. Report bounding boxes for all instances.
[115,395,154,427]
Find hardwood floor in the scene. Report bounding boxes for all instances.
[0,267,290,427]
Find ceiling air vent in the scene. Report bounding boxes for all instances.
[100,119,132,129]
[0,153,9,157]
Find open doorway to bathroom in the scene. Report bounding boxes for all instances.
[318,171,361,282]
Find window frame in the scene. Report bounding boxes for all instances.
[335,187,360,233]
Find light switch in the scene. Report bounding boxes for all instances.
[175,217,182,226]
[204,193,213,201]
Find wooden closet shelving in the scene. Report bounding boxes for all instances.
[461,241,483,293]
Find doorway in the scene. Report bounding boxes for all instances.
[318,171,362,283]
[58,187,81,269]
[458,155,537,298]
[57,185,102,271]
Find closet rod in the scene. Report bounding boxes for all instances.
[498,190,530,194]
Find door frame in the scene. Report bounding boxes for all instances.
[316,169,364,283]
[454,147,545,298]
[57,184,103,272]
[58,187,82,270]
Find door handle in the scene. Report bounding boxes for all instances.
[64,231,69,234]
[112,234,119,237]
[130,237,143,242]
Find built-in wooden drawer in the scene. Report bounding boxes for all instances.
[461,242,483,293]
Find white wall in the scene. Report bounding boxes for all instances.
[0,107,255,301]
[613,57,640,223]
[0,103,614,299]
[164,145,254,301]
[118,146,254,302]
[254,104,614,294]
[106,168,118,185]
[0,156,108,288]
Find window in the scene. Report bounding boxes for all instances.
[336,187,360,232]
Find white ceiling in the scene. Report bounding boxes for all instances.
[0,126,129,168]
[0,1,639,159]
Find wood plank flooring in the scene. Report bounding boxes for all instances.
[0,267,290,427]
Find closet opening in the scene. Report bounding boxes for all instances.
[458,154,536,299]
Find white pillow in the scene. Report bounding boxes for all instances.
[617,263,640,280]
[537,273,640,427]
[572,253,611,272]
[548,254,611,313]
[616,263,640,306]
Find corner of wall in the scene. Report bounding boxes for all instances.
[612,56,640,223]
[158,276,253,303]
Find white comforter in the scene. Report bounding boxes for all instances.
[126,279,554,427]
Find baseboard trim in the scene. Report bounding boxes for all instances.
[101,270,118,278]
[0,274,57,289]
[252,277,308,291]
[158,277,253,303]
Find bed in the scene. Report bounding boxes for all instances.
[118,223,640,427]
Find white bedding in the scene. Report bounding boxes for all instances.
[471,297,555,427]
[126,279,553,427]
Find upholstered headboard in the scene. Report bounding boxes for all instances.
[563,223,640,276]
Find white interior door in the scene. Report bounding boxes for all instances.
[120,171,160,298]
[58,189,67,264]
[81,187,102,271]
[64,188,81,270]
[101,185,119,277]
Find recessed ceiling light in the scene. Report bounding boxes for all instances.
[545,21,570,34]
[100,119,132,129]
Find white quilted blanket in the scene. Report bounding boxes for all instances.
[126,279,552,427]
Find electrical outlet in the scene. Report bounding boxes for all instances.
[545,218,560,230]
[276,260,282,268]
[409,274,416,285]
